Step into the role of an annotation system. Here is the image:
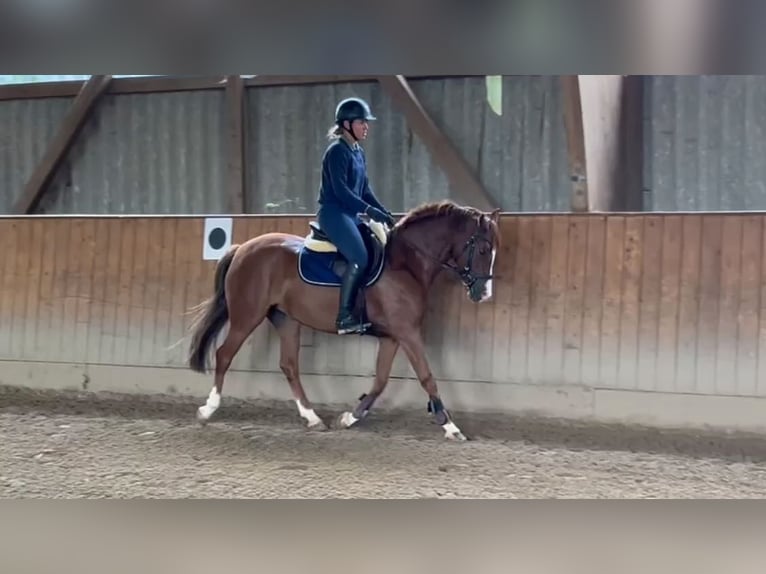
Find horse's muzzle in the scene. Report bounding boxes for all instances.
[467,280,488,303]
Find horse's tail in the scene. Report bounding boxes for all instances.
[187,244,240,373]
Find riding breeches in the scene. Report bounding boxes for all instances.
[316,207,369,270]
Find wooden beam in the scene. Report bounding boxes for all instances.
[376,75,497,211]
[12,75,113,214]
[0,81,86,101]
[560,75,589,212]
[225,75,247,213]
[0,75,475,102]
[0,76,225,101]
[245,75,378,88]
[244,75,474,88]
[107,75,226,95]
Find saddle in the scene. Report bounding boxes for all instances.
[297,218,389,289]
[304,219,389,253]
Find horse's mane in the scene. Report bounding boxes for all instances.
[393,200,485,234]
[392,199,499,241]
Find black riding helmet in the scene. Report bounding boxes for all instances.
[335,97,376,140]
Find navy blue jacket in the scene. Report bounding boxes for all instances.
[317,138,387,217]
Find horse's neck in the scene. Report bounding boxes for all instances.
[392,219,451,287]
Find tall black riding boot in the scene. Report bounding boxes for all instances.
[336,262,371,335]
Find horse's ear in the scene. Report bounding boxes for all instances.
[488,208,501,223]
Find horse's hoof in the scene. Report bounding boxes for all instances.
[445,430,467,441]
[196,408,209,426]
[336,411,359,429]
[442,422,467,441]
[307,419,328,432]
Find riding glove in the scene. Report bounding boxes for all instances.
[366,206,395,227]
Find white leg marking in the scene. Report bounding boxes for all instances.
[197,386,221,420]
[339,411,359,428]
[480,248,497,303]
[295,399,324,428]
[442,420,467,441]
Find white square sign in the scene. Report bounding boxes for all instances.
[203,217,233,261]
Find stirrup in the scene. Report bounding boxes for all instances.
[336,315,371,335]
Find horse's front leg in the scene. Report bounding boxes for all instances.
[337,336,399,429]
[397,331,467,441]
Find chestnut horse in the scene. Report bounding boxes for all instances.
[186,200,501,440]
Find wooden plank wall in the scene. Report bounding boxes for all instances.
[0,213,764,399]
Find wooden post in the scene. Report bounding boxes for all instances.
[566,75,636,212]
[225,75,247,213]
[619,75,645,211]
[377,75,497,211]
[560,75,589,212]
[12,75,112,214]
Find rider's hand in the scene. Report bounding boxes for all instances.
[366,206,395,227]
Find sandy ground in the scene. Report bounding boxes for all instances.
[2,384,766,498]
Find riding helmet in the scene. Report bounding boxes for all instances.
[335,97,376,124]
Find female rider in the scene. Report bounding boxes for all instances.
[316,97,396,335]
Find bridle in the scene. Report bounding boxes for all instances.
[390,222,496,291]
[441,230,495,291]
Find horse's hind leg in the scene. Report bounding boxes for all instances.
[336,337,399,429]
[197,309,267,423]
[269,308,327,431]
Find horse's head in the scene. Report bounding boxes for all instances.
[443,206,501,303]
[392,201,502,303]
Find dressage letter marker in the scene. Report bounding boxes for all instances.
[203,217,233,260]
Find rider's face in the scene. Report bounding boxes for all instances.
[349,119,369,140]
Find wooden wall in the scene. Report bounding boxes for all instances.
[1,213,764,402]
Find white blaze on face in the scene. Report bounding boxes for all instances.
[480,248,497,302]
